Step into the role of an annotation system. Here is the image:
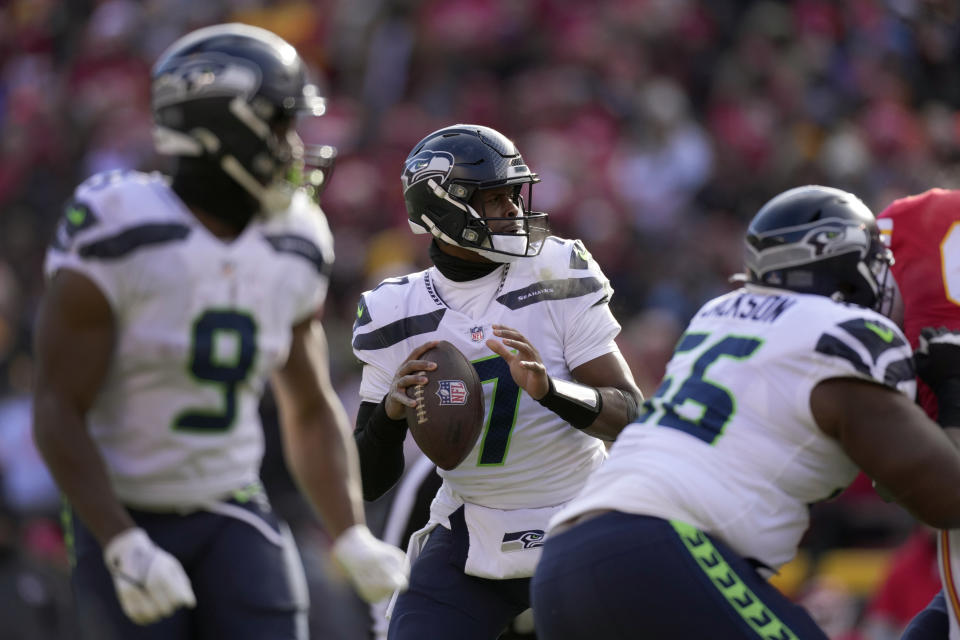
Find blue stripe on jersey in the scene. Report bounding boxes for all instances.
[496,277,604,310]
[814,334,870,376]
[837,318,906,361]
[77,223,191,259]
[352,309,447,350]
[884,356,916,387]
[372,276,410,291]
[262,233,330,275]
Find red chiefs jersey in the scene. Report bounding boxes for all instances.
[878,188,960,418]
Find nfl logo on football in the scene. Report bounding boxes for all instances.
[437,380,468,405]
[470,326,484,342]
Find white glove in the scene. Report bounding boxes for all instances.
[103,527,197,624]
[331,524,409,603]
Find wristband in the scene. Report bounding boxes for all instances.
[537,377,602,430]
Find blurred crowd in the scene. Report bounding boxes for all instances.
[2,0,960,637]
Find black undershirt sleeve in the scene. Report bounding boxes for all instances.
[354,399,408,501]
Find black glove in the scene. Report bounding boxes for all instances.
[915,326,960,427]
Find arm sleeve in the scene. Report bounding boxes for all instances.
[354,400,408,501]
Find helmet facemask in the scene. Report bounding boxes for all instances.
[865,236,896,315]
[456,181,548,261]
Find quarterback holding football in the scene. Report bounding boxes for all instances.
[352,124,644,640]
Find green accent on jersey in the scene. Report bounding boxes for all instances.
[60,496,76,569]
[357,302,364,319]
[865,321,895,343]
[66,206,86,226]
[574,241,591,262]
[670,520,800,640]
[232,481,265,503]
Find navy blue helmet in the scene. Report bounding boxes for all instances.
[742,185,893,310]
[401,124,549,262]
[152,23,329,213]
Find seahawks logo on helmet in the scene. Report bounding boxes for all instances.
[153,54,262,109]
[746,219,870,278]
[402,150,454,192]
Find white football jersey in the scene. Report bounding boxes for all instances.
[353,237,619,510]
[45,170,333,508]
[551,285,916,569]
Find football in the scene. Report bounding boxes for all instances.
[405,341,485,470]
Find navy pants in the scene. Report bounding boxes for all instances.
[388,507,530,639]
[902,591,950,639]
[66,492,308,640]
[531,511,828,640]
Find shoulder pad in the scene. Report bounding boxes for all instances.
[813,306,914,390]
[535,236,605,275]
[258,191,335,277]
[352,272,444,352]
[355,273,422,328]
[496,236,612,310]
[52,171,188,255]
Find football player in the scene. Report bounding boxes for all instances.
[32,23,407,640]
[351,124,644,639]
[529,185,960,639]
[881,189,960,640]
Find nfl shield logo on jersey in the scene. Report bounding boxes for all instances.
[470,326,484,342]
[436,380,468,405]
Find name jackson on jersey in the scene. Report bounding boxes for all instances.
[697,290,796,323]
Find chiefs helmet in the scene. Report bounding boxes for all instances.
[402,124,549,262]
[151,23,330,214]
[742,185,894,311]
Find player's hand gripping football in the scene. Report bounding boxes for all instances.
[103,527,196,624]
[384,341,439,419]
[916,327,960,425]
[485,324,549,400]
[331,524,409,603]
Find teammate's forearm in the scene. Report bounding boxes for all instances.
[32,392,134,546]
[284,410,365,539]
[580,387,643,441]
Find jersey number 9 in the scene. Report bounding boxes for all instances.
[174,310,257,433]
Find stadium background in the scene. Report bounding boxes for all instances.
[0,0,956,637]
